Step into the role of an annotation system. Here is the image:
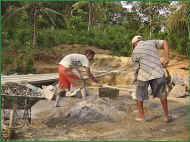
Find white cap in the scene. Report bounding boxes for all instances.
[131,35,143,45]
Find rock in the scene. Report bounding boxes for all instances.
[41,85,56,100]
[170,76,189,89]
[131,92,137,100]
[63,97,127,124]
[169,85,188,98]
[184,78,189,90]
[44,96,129,126]
[64,106,109,124]
[171,76,185,85]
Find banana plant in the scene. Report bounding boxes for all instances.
[71,1,112,31]
[2,2,64,48]
[71,1,94,31]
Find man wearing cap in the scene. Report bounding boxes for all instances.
[55,49,98,107]
[131,35,171,122]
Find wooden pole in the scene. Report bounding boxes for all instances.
[8,98,17,139]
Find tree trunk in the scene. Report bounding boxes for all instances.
[187,11,190,56]
[32,6,37,48]
[88,2,92,31]
[149,1,152,39]
[8,99,17,139]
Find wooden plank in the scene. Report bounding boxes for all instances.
[8,99,17,139]
[88,85,135,92]
[1,69,129,85]
[1,94,45,99]
[1,73,58,85]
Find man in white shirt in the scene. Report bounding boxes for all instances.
[55,49,98,107]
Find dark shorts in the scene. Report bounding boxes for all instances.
[136,77,167,101]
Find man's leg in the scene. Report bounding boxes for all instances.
[55,94,61,107]
[57,65,68,107]
[150,77,171,122]
[55,89,66,107]
[137,100,145,120]
[136,80,149,121]
[160,97,170,122]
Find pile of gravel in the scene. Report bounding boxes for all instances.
[45,96,130,127]
[2,82,43,110]
[2,82,42,97]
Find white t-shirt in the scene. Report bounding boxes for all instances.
[59,54,89,68]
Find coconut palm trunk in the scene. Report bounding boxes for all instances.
[187,10,190,56]
[88,2,92,31]
[32,6,37,48]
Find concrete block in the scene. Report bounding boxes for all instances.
[99,87,119,98]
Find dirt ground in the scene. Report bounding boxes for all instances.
[15,90,190,141]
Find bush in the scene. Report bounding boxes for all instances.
[168,32,189,55]
[14,28,33,49]
[14,54,36,74]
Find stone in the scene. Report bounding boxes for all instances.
[41,85,56,100]
[169,85,188,98]
[2,82,41,97]
[171,76,185,85]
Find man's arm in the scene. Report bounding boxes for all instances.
[86,67,98,83]
[131,54,140,83]
[161,40,169,67]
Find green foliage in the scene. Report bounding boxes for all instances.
[3,45,36,74]
[36,25,133,56]
[15,28,33,48]
[14,49,36,74]
[68,15,87,30]
[2,1,190,74]
[168,32,189,55]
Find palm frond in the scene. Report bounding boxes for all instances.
[2,4,31,24]
[42,7,64,17]
[167,4,189,32]
[39,8,56,26]
[72,1,88,10]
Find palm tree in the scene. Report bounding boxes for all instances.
[167,3,190,34]
[71,1,124,31]
[3,2,64,48]
[71,1,95,31]
[167,3,190,55]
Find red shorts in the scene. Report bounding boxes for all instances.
[58,65,80,90]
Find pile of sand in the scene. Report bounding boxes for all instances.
[32,94,133,127]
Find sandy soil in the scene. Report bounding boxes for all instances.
[14,89,190,141]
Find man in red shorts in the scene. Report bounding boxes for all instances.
[55,49,98,107]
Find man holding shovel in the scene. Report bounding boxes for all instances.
[55,49,98,107]
[131,35,172,122]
